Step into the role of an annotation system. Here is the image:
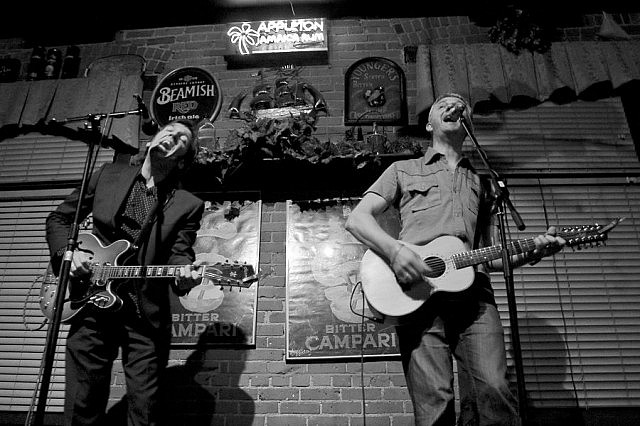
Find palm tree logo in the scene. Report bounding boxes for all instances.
[227,23,259,55]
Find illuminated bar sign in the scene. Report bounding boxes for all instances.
[224,18,328,69]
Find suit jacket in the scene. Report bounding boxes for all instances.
[46,161,204,330]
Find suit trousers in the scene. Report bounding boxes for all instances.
[64,300,170,426]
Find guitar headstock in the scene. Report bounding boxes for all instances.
[202,261,258,288]
[560,217,624,250]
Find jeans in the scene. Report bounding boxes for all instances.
[396,296,520,426]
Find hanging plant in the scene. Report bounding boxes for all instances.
[193,112,424,182]
[488,7,552,54]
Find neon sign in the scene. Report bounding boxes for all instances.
[226,18,328,56]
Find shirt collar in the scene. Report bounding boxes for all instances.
[423,146,474,170]
[423,146,441,164]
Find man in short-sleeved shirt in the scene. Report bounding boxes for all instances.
[346,93,565,425]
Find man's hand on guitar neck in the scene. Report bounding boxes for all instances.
[390,242,432,288]
[528,226,566,265]
[174,259,204,294]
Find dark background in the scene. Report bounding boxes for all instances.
[3,0,638,45]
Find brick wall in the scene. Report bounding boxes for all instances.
[1,11,640,425]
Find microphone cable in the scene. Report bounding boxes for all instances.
[356,280,369,426]
[535,178,586,409]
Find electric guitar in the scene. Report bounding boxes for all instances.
[360,218,624,324]
[39,232,258,323]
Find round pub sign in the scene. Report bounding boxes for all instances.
[150,67,223,127]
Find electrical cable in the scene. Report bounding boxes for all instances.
[535,178,585,409]
[22,275,47,332]
[357,280,368,425]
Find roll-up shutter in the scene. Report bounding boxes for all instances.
[0,189,74,412]
[491,182,640,408]
[469,97,640,175]
[0,133,116,185]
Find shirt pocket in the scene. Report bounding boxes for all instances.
[405,175,442,213]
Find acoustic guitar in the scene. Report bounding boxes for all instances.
[360,218,623,324]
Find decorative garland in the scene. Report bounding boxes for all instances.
[488,7,552,54]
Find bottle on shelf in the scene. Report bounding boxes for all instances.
[61,45,80,79]
[44,48,62,79]
[26,46,46,80]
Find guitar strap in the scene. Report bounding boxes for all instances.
[472,177,489,251]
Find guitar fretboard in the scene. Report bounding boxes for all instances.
[93,265,183,281]
[452,238,538,269]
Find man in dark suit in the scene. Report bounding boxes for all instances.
[46,119,204,426]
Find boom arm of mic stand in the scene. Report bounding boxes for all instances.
[459,117,529,423]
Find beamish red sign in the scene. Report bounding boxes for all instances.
[150,67,223,126]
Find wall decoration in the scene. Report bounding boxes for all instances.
[344,57,407,126]
[170,193,261,346]
[227,65,327,120]
[285,198,401,360]
[150,67,223,127]
[224,18,328,69]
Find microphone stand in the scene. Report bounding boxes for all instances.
[459,117,529,424]
[26,105,144,426]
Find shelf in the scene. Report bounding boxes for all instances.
[183,154,418,200]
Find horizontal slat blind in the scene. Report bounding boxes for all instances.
[0,134,115,185]
[493,183,640,408]
[0,189,74,412]
[469,98,640,175]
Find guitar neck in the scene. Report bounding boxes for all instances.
[94,264,190,280]
[451,220,617,270]
[451,228,576,269]
[453,237,539,269]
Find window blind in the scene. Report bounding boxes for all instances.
[0,190,73,412]
[492,182,640,408]
[0,133,115,185]
[468,98,640,175]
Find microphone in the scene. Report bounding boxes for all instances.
[134,94,158,135]
[134,94,148,119]
[444,104,466,123]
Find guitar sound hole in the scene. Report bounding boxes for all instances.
[423,256,446,278]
